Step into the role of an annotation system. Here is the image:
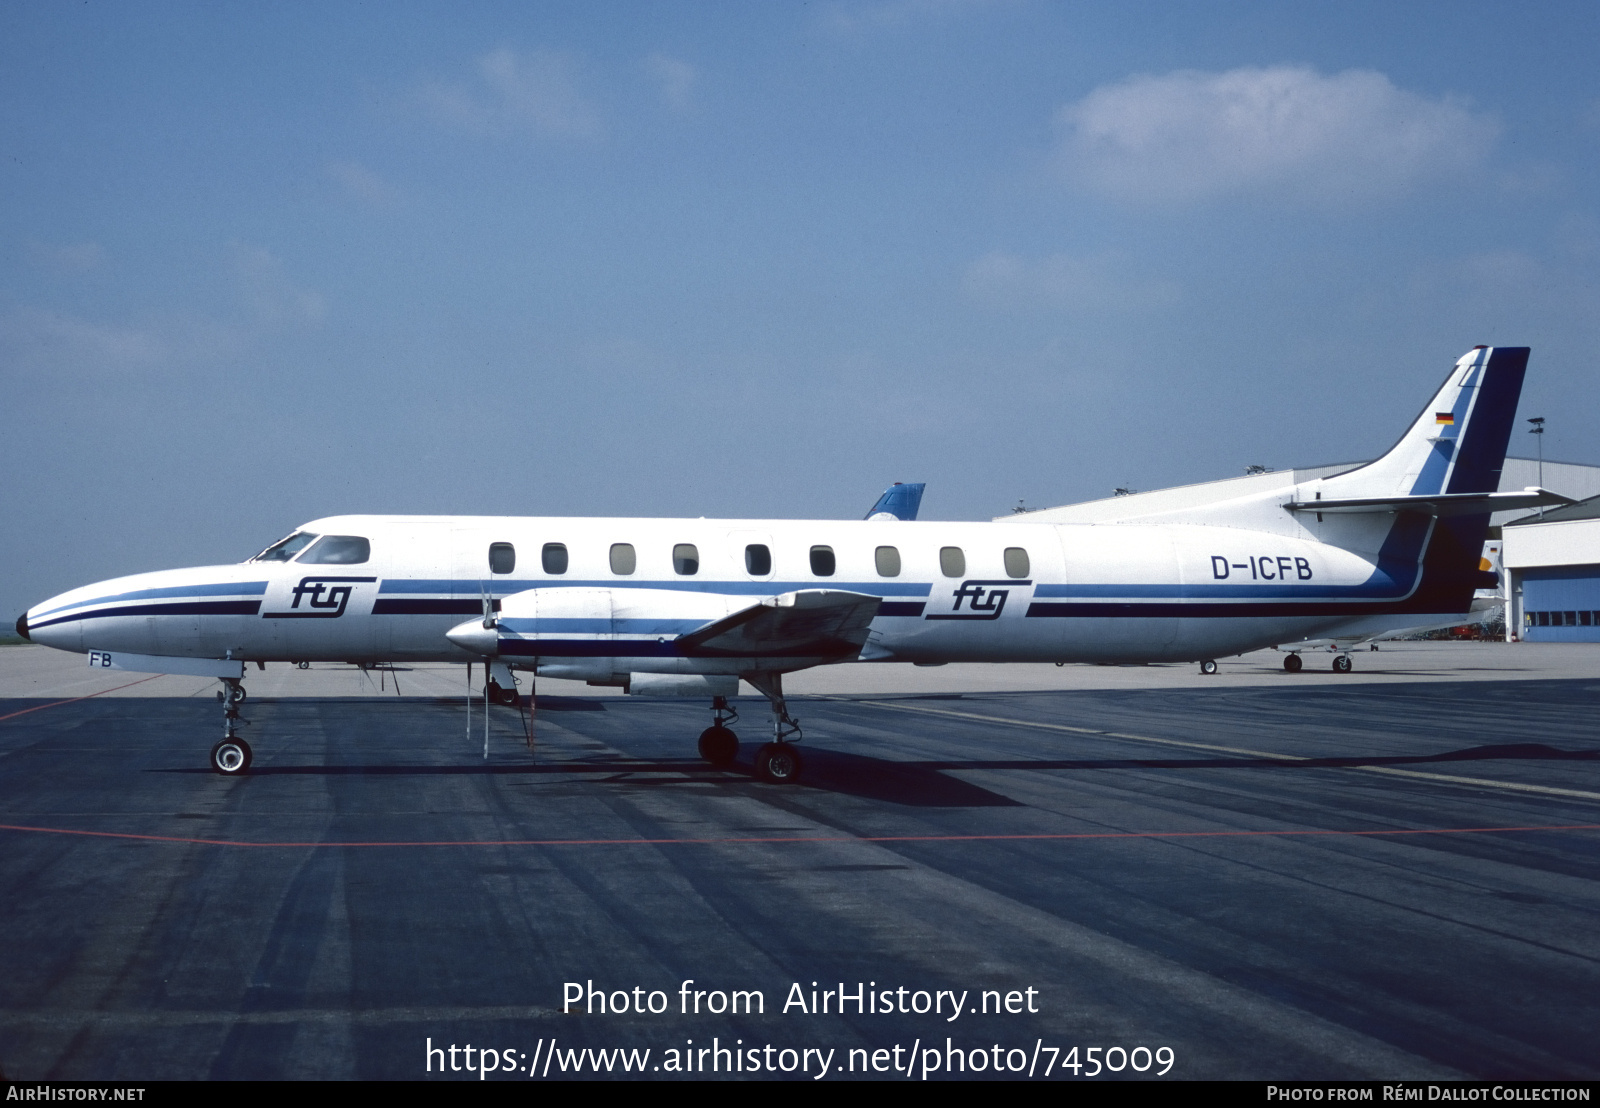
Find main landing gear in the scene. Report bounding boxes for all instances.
[696,677,805,784]
[1280,652,1353,673]
[210,677,251,775]
[1199,659,1218,675]
[746,673,804,784]
[698,696,740,767]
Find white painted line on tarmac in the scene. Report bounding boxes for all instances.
[845,698,1600,803]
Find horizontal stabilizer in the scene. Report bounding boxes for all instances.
[678,589,882,658]
[1286,487,1575,517]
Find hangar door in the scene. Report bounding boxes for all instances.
[1520,564,1600,642]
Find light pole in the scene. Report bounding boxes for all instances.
[1527,416,1545,516]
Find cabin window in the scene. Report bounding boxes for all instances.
[298,535,370,565]
[488,542,516,574]
[673,543,700,575]
[1004,547,1030,578]
[875,546,901,577]
[810,545,836,576]
[610,543,636,575]
[252,532,317,562]
[542,542,568,574]
[745,544,772,575]
[939,546,965,578]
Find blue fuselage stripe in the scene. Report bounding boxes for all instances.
[29,600,264,630]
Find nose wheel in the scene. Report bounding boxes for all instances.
[1333,654,1353,673]
[211,677,252,774]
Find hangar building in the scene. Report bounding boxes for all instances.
[1503,495,1600,642]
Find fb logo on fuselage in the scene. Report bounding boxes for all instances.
[926,579,1031,621]
[263,576,377,619]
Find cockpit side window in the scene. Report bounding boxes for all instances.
[251,532,318,562]
[298,535,371,565]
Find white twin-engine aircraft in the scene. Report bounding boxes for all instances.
[18,347,1573,783]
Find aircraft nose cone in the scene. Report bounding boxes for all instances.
[446,619,499,656]
[14,612,28,641]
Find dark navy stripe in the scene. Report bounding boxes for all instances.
[377,578,931,597]
[498,639,682,658]
[1026,600,1452,619]
[29,600,262,630]
[878,602,926,617]
[372,599,496,616]
[31,581,270,621]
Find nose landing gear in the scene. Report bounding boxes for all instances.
[743,673,804,784]
[211,678,251,775]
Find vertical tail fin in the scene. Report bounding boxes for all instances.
[865,482,925,521]
[1319,346,1529,500]
[1314,346,1529,614]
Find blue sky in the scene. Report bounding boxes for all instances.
[4,1,1599,621]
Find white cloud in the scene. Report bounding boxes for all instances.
[421,48,602,139]
[964,251,1180,313]
[27,240,106,275]
[1057,66,1500,205]
[645,54,696,112]
[0,244,323,378]
[0,306,169,373]
[327,160,400,207]
[229,243,326,326]
[822,0,1003,35]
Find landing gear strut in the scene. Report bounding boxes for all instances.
[210,677,251,775]
[744,673,804,784]
[698,695,740,767]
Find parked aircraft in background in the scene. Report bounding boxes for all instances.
[17,347,1573,782]
[1272,540,1506,669]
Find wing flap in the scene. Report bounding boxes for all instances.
[678,589,883,658]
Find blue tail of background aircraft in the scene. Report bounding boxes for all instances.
[865,483,925,521]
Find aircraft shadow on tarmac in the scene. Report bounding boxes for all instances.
[149,742,1595,808]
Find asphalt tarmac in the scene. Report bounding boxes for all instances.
[1,656,1597,1080]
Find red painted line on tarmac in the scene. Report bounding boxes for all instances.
[0,821,1595,850]
[0,674,165,722]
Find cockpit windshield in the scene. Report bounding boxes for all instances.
[298,535,371,565]
[250,532,319,562]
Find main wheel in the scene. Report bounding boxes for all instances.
[1199,659,1218,675]
[210,738,252,775]
[1333,655,1353,673]
[755,742,803,784]
[488,681,520,707]
[1283,653,1303,673]
[697,725,738,766]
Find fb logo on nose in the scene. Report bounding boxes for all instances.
[263,576,376,619]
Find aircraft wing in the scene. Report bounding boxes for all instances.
[1286,487,1575,517]
[678,590,882,658]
